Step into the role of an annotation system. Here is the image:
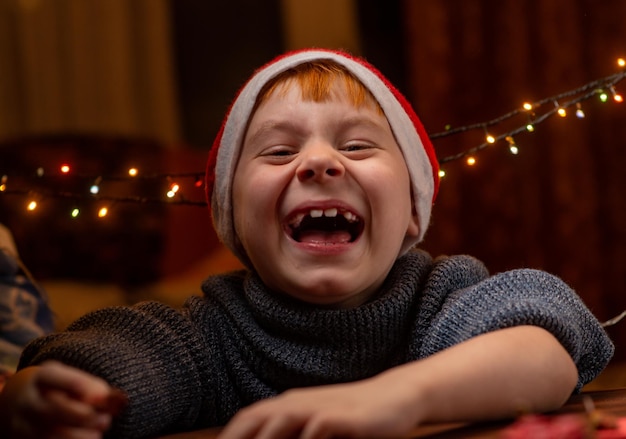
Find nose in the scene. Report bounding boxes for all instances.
[296,142,345,182]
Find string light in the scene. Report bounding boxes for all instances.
[554,101,567,117]
[438,169,446,178]
[27,200,37,211]
[90,176,102,195]
[1,59,624,207]
[575,103,585,118]
[71,208,80,218]
[97,207,108,218]
[166,183,180,199]
[505,136,519,155]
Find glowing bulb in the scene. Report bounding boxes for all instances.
[486,134,496,144]
[505,136,519,155]
[466,157,476,166]
[522,102,533,111]
[27,200,37,211]
[60,164,70,173]
[166,183,180,198]
[71,208,80,218]
[98,207,108,218]
[0,184,6,192]
[618,58,625,67]
[557,107,567,117]
[128,168,138,177]
[526,124,535,132]
[599,92,609,102]
[90,184,100,194]
[438,169,446,178]
[36,167,44,177]
[575,104,585,118]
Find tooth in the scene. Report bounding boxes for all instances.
[324,208,338,217]
[343,212,355,222]
[310,209,323,218]
[291,212,305,227]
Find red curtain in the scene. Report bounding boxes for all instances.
[403,0,626,360]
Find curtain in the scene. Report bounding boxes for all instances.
[404,0,626,359]
[0,0,179,143]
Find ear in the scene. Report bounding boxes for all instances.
[405,206,420,239]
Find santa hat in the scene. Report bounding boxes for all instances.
[206,48,440,265]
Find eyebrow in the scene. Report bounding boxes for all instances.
[246,114,389,145]
[245,120,303,146]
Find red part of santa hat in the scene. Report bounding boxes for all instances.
[206,48,439,264]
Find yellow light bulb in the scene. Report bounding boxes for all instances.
[522,102,533,111]
[128,168,138,177]
[98,207,108,218]
[466,157,476,166]
[438,169,446,178]
[486,134,496,144]
[557,108,567,117]
[71,208,80,218]
[618,58,625,67]
[60,164,71,173]
[27,200,37,211]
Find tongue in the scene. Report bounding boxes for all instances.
[298,230,352,244]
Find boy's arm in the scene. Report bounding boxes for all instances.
[218,325,578,439]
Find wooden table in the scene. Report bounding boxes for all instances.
[158,388,626,438]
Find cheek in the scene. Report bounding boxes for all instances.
[232,169,285,239]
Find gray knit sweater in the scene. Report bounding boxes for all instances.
[18,251,614,438]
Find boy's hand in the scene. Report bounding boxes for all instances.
[218,373,420,439]
[0,360,127,439]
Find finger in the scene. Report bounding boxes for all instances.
[37,361,112,402]
[49,425,105,439]
[218,408,266,439]
[254,413,307,439]
[41,389,112,430]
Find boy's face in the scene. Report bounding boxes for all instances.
[232,80,419,307]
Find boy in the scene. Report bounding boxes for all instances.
[0,49,614,439]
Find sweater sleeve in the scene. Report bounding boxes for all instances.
[418,260,614,392]
[18,301,211,438]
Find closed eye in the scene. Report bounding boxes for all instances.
[259,145,297,158]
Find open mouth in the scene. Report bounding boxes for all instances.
[286,208,364,244]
